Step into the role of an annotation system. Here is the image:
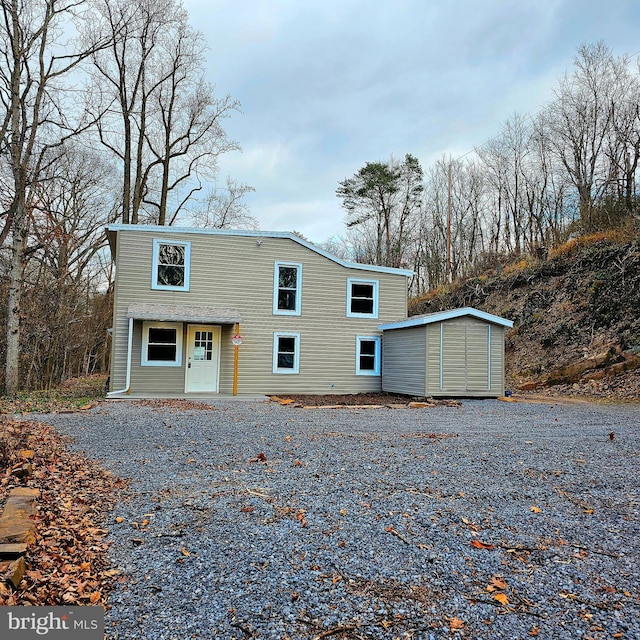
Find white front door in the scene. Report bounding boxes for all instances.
[185,325,221,392]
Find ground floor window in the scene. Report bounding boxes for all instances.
[273,332,300,374]
[356,336,381,375]
[142,322,183,366]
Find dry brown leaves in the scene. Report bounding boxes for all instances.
[0,418,126,606]
[131,399,217,412]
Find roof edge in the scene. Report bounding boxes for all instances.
[379,307,514,330]
[105,224,414,278]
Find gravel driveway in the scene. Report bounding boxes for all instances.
[42,398,639,639]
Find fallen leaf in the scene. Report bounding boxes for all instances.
[285,435,291,442]
[529,627,540,636]
[487,577,507,591]
[583,508,595,514]
[89,591,101,604]
[470,539,495,550]
[448,617,465,630]
[293,459,302,467]
[115,516,124,524]
[530,506,542,513]
[493,593,509,606]
[180,547,191,557]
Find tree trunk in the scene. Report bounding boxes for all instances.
[5,204,25,395]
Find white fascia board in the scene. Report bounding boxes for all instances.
[379,306,514,330]
[105,224,414,278]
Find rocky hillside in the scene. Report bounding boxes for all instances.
[409,236,640,400]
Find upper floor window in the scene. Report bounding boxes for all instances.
[274,262,302,315]
[347,278,379,318]
[152,239,190,291]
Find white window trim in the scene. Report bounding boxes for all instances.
[141,321,183,367]
[273,261,302,316]
[346,278,379,318]
[356,335,381,376]
[273,331,300,374]
[151,239,191,291]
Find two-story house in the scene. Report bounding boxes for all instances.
[106,225,413,396]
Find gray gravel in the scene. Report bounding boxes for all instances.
[38,398,639,639]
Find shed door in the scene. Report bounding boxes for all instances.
[440,321,490,392]
[465,323,490,391]
[185,325,220,392]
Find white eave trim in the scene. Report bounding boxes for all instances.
[105,224,414,278]
[379,307,514,330]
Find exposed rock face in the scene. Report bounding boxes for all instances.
[409,239,640,398]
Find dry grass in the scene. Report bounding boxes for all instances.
[0,375,107,415]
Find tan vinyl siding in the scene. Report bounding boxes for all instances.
[466,319,489,392]
[441,319,467,392]
[490,325,505,395]
[110,230,408,395]
[426,324,441,396]
[381,327,426,396]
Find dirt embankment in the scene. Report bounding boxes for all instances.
[409,238,640,401]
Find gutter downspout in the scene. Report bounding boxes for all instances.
[107,317,133,396]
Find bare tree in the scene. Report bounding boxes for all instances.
[20,145,117,387]
[0,0,109,395]
[189,177,257,229]
[545,42,622,230]
[89,0,240,226]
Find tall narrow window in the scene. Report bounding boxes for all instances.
[152,240,190,291]
[274,262,302,315]
[347,278,379,318]
[356,336,381,375]
[273,332,300,374]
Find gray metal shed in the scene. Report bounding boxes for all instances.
[379,307,513,398]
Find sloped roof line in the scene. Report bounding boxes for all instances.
[106,224,414,278]
[126,303,242,324]
[379,306,514,330]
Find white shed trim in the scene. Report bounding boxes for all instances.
[379,307,513,330]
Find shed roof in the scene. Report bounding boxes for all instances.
[379,307,513,331]
[126,303,242,324]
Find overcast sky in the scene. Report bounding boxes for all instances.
[184,0,640,244]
